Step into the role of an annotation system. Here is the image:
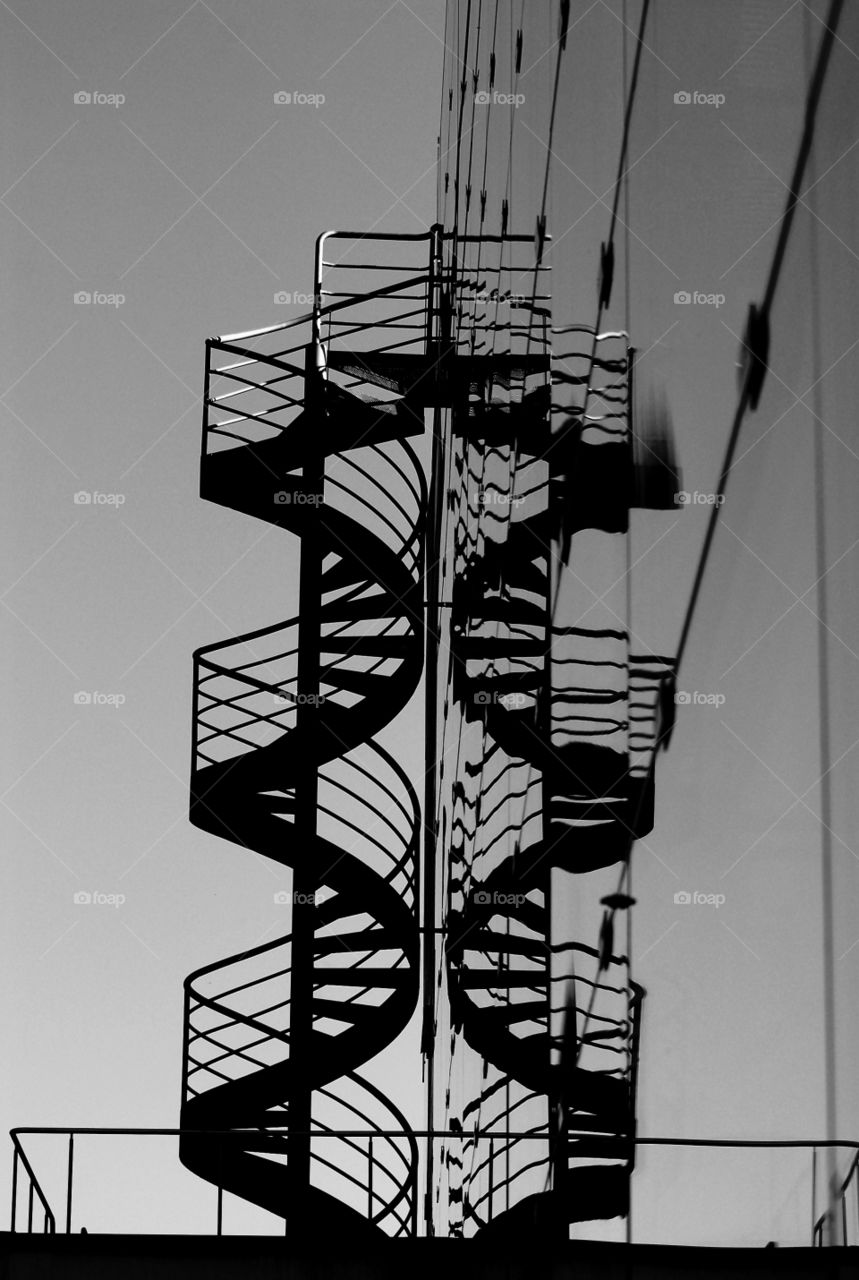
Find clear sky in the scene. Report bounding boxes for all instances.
[0,0,444,1235]
[2,0,858,1248]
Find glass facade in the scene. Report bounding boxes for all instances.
[431,0,859,1246]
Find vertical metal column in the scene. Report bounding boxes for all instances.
[421,222,446,1236]
[286,340,327,1231]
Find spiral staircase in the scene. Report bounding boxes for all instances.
[181,229,674,1239]
[442,323,675,1237]
[181,234,437,1238]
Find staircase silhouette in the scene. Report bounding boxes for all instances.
[180,232,672,1239]
[443,328,671,1237]
[181,250,433,1237]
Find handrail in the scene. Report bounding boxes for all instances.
[218,271,434,345]
[9,1133,55,1233]
[13,1128,858,1237]
[14,1126,859,1144]
[190,252,427,1236]
[812,1145,859,1245]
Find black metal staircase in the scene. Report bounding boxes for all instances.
[182,227,676,1239]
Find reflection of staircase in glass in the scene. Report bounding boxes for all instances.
[439,299,678,1236]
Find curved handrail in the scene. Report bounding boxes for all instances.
[183,246,431,1235]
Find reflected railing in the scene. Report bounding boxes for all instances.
[813,1147,859,1246]
[12,1129,858,1243]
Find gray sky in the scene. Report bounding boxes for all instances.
[2,0,858,1246]
[0,0,444,1235]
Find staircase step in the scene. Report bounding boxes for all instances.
[457,970,547,990]
[471,999,549,1027]
[564,1066,630,1120]
[323,383,423,445]
[320,591,403,621]
[310,894,350,928]
[313,928,403,956]
[320,665,386,697]
[565,1113,624,1134]
[567,1135,632,1162]
[455,637,547,659]
[579,1026,626,1045]
[313,966,411,988]
[560,1162,630,1222]
[321,558,369,592]
[454,387,553,445]
[545,821,629,872]
[326,350,551,405]
[462,930,547,959]
[321,635,414,656]
[468,671,543,694]
[454,596,546,625]
[311,998,387,1025]
[258,792,297,814]
[463,898,547,934]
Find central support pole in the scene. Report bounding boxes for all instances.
[287,340,327,1233]
[422,222,447,1236]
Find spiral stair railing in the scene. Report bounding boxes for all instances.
[181,232,435,1237]
[440,303,676,1236]
[181,225,676,1239]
